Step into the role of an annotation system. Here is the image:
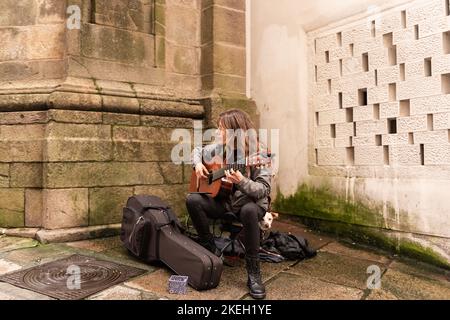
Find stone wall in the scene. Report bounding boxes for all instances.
[0,105,203,240]
[0,0,257,242]
[213,0,246,95]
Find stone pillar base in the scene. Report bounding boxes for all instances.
[0,224,121,244]
[0,90,258,240]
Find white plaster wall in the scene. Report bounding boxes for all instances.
[249,0,309,196]
[292,0,413,32]
[249,0,415,196]
[250,0,450,260]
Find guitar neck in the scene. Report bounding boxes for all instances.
[210,163,252,182]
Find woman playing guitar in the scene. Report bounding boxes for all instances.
[186,109,272,300]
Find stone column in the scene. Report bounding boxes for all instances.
[0,0,199,242]
[0,0,66,230]
[213,0,246,95]
[165,0,213,92]
[209,0,259,127]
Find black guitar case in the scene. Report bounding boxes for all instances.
[120,194,223,290]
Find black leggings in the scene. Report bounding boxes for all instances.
[186,193,265,257]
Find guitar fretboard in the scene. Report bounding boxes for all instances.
[211,162,256,182]
[208,152,272,183]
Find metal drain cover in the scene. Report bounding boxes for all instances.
[0,254,146,300]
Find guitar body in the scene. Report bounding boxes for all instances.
[189,160,234,198]
[188,150,273,198]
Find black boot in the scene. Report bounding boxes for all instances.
[245,256,266,299]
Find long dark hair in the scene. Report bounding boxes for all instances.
[217,109,259,159]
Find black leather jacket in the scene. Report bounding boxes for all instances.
[191,143,272,214]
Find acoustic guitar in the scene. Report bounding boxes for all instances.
[189,151,273,198]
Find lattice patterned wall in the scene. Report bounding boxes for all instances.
[309,0,450,173]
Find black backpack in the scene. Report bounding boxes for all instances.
[260,231,317,261]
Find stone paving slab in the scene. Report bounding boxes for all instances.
[2,243,75,267]
[50,242,157,273]
[365,288,399,300]
[124,259,297,300]
[0,236,39,255]
[379,268,450,300]
[389,259,450,283]
[0,282,55,300]
[17,239,155,273]
[0,259,22,276]
[64,236,122,253]
[260,259,301,282]
[262,272,364,300]
[287,251,386,290]
[87,285,145,300]
[0,218,449,300]
[98,246,157,272]
[320,242,391,265]
[125,268,249,300]
[271,220,333,250]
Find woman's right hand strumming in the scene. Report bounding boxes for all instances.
[195,163,209,179]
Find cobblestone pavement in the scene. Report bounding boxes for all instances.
[0,219,449,300]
